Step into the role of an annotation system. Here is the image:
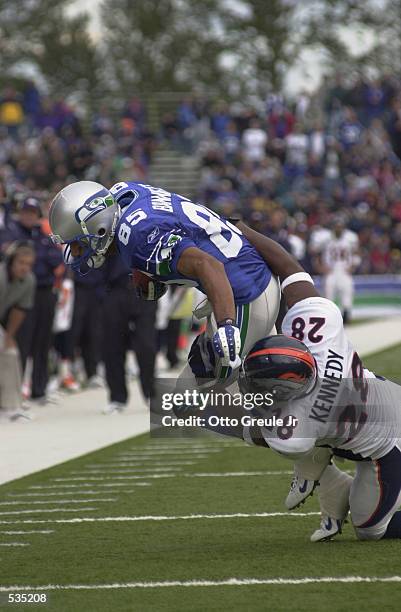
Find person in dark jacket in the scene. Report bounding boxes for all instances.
[101,251,157,414]
[4,197,63,401]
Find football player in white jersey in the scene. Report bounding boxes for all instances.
[237,222,401,542]
[316,216,360,324]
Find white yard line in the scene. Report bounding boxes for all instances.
[0,508,97,516]
[117,450,220,456]
[187,471,294,477]
[50,475,173,482]
[8,491,126,498]
[0,542,29,547]
[0,530,54,534]
[138,445,236,451]
[68,467,181,474]
[0,511,320,525]
[0,499,116,506]
[28,483,151,490]
[1,576,401,591]
[85,461,195,467]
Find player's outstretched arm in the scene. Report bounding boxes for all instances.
[236,221,319,308]
[177,246,241,367]
[177,247,236,322]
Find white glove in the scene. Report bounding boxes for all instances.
[212,319,242,369]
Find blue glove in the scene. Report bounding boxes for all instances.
[212,319,242,369]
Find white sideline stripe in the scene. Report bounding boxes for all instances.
[117,450,220,456]
[0,499,116,506]
[52,475,173,482]
[2,576,400,591]
[0,508,97,516]
[139,444,233,453]
[69,467,181,474]
[0,542,29,547]
[86,461,195,467]
[0,530,54,534]
[70,469,181,476]
[8,491,123,498]
[29,483,151,490]
[188,471,294,478]
[0,511,320,525]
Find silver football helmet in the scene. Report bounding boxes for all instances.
[49,181,120,272]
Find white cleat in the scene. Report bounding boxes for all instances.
[285,475,318,510]
[310,515,344,542]
[102,401,126,415]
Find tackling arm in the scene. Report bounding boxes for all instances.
[236,221,320,308]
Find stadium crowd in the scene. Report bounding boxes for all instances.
[1,74,401,416]
[167,74,401,275]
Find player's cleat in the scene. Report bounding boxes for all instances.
[60,375,80,392]
[310,515,344,542]
[85,375,104,389]
[285,475,318,510]
[102,401,126,415]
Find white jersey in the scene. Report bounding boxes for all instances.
[262,297,400,460]
[322,230,359,274]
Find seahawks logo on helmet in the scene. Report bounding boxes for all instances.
[75,189,115,224]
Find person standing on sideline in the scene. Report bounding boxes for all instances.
[0,241,35,419]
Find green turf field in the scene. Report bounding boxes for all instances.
[1,345,401,612]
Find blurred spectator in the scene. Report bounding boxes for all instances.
[0,241,35,419]
[0,87,24,138]
[242,119,268,163]
[3,197,63,402]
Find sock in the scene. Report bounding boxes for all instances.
[382,511,401,538]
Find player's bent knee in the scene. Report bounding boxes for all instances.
[354,526,386,541]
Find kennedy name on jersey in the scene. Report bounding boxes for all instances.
[309,349,344,424]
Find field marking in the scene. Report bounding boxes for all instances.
[187,471,294,477]
[28,482,151,492]
[50,470,295,483]
[117,450,220,456]
[0,499,116,506]
[51,475,173,482]
[1,576,400,591]
[8,491,125,498]
[0,530,54,535]
[0,542,29,547]
[28,483,151,490]
[69,470,182,476]
[0,508,97,516]
[0,511,320,525]
[138,444,234,453]
[85,461,195,467]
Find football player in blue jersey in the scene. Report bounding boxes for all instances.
[49,180,281,380]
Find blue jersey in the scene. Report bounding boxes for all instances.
[111,181,271,305]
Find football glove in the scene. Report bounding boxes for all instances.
[212,319,242,369]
